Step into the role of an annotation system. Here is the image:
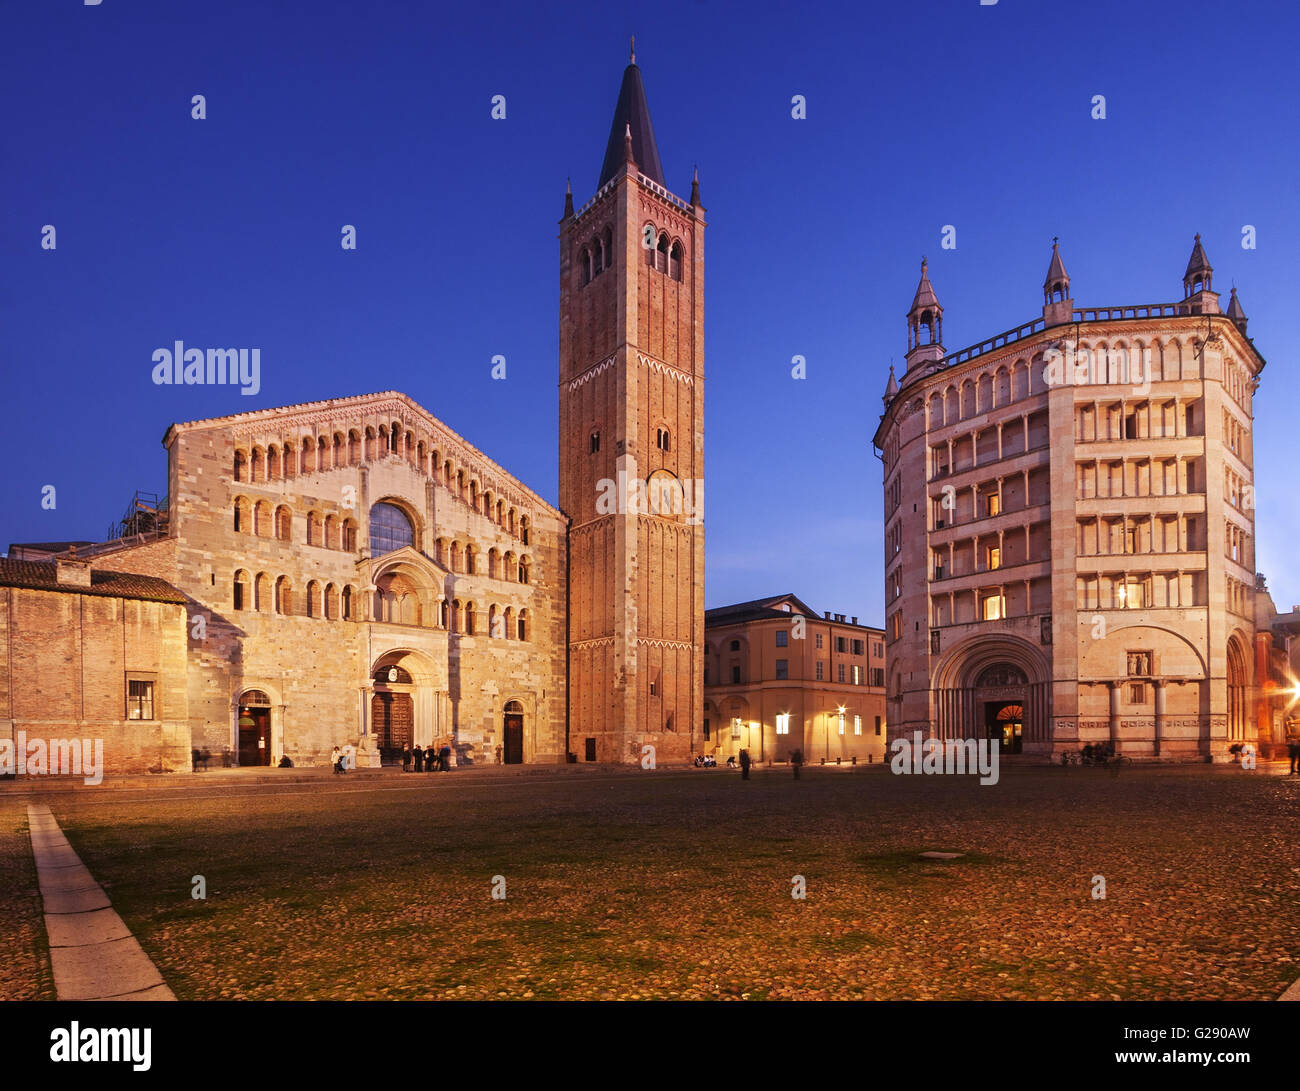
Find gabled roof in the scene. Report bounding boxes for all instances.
[598,62,665,189]
[705,593,819,625]
[0,560,186,605]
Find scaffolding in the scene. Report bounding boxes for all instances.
[107,490,169,542]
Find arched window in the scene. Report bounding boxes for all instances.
[656,427,670,452]
[323,514,337,550]
[324,584,337,620]
[590,430,600,454]
[593,236,604,276]
[300,438,313,474]
[333,433,345,469]
[519,516,530,546]
[305,580,319,619]
[488,547,499,579]
[306,511,321,547]
[365,427,378,461]
[233,496,249,533]
[450,541,463,572]
[342,519,357,552]
[267,446,280,480]
[389,423,401,453]
[233,450,247,482]
[282,444,295,478]
[275,505,291,542]
[464,602,476,636]
[439,599,449,628]
[644,224,656,267]
[580,248,592,286]
[503,606,514,640]
[233,570,249,611]
[488,604,499,638]
[669,241,683,281]
[251,448,265,482]
[465,545,477,576]
[341,585,353,621]
[274,576,292,616]
[604,227,613,267]
[450,599,461,632]
[254,501,272,538]
[348,430,361,464]
[508,507,517,535]
[254,572,271,612]
[518,608,529,641]
[317,435,329,470]
[518,557,530,585]
[656,233,669,273]
[369,502,414,556]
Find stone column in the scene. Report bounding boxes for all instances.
[1153,680,1167,757]
[1108,681,1121,747]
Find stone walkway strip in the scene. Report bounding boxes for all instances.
[27,803,175,1001]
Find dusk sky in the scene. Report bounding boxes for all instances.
[4,0,1298,622]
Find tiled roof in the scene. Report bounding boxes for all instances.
[0,560,186,605]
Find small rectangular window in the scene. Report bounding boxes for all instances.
[874,716,882,736]
[852,665,862,685]
[837,663,846,683]
[988,547,1001,570]
[852,639,864,655]
[731,666,740,684]
[835,637,847,653]
[986,494,1001,517]
[127,680,155,721]
[854,715,862,736]
[815,633,824,649]
[775,659,788,680]
[703,718,710,740]
[775,630,788,647]
[775,713,790,735]
[816,661,824,681]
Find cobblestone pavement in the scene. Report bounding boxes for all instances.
[3,763,1297,1000]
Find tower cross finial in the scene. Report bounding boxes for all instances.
[630,36,635,64]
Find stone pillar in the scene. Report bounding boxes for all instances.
[1108,681,1121,746]
[1153,680,1167,757]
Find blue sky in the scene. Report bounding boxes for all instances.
[3,0,1298,621]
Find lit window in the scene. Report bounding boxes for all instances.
[126,680,155,721]
[982,594,1003,621]
[776,713,790,735]
[986,494,1001,517]
[988,547,1001,570]
[852,665,862,685]
[731,718,742,739]
[837,712,846,735]
[854,715,862,736]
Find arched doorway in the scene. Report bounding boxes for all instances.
[238,690,272,766]
[503,700,524,764]
[1226,636,1249,743]
[371,664,414,764]
[986,701,1025,754]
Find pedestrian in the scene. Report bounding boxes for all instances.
[440,743,451,771]
[331,745,343,774]
[791,747,803,780]
[413,744,423,773]
[739,748,751,781]
[1288,720,1300,775]
[402,744,412,773]
[425,744,437,772]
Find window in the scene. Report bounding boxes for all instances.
[986,494,1001,517]
[870,668,885,687]
[730,639,740,652]
[837,712,846,735]
[703,719,710,740]
[815,633,824,649]
[836,637,847,653]
[837,663,846,683]
[776,713,790,735]
[852,665,862,685]
[874,715,882,736]
[982,593,1003,621]
[1128,683,1146,703]
[854,715,862,736]
[126,680,155,720]
[649,680,657,696]
[656,428,670,452]
[669,241,683,281]
[590,431,600,454]
[852,639,864,655]
[233,571,248,611]
[703,668,710,685]
[988,546,1001,570]
[369,502,414,556]
[775,659,788,680]
[731,666,740,684]
[776,630,788,647]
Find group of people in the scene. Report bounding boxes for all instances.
[402,743,451,773]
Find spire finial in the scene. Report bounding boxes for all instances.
[630,36,635,64]
[1053,235,1059,247]
[690,163,700,206]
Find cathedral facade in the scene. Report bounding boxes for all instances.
[0,56,704,772]
[873,238,1264,761]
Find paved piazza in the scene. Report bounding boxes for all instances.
[2,764,1297,1001]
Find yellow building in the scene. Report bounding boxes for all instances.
[704,594,887,765]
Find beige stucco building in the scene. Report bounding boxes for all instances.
[873,238,1264,761]
[704,594,887,765]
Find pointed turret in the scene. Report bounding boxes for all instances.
[1042,237,1073,325]
[905,258,944,372]
[883,363,899,407]
[1226,286,1248,335]
[1181,233,1219,314]
[690,164,700,207]
[561,177,574,221]
[597,53,665,188]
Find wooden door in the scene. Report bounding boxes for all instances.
[504,714,524,764]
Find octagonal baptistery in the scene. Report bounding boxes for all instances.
[872,239,1264,761]
[97,391,567,768]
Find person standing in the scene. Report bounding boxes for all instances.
[440,743,451,772]
[1288,718,1300,774]
[331,745,343,774]
[739,748,751,781]
[426,744,437,772]
[791,748,803,780]
[402,744,412,772]
[413,744,424,773]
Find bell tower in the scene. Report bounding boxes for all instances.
[558,47,706,764]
